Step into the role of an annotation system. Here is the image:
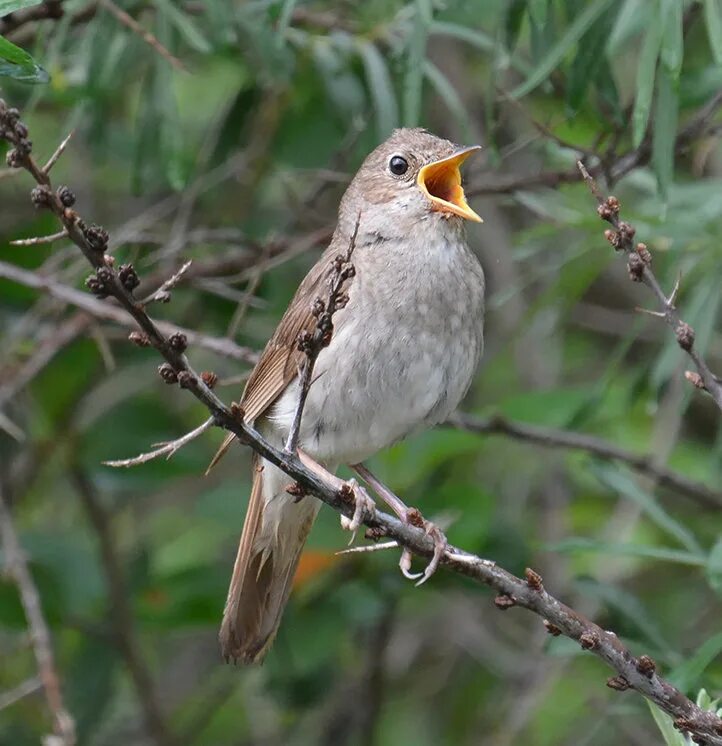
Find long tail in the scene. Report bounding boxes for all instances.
[219,455,321,663]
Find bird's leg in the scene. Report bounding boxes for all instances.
[297,449,375,541]
[351,463,447,586]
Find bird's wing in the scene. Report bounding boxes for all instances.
[206,247,336,472]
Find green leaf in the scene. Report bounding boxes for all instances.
[504,0,528,52]
[632,15,663,147]
[0,34,48,82]
[660,0,683,77]
[652,66,678,199]
[591,464,704,555]
[0,0,41,17]
[403,0,432,126]
[704,0,722,65]
[423,60,471,140]
[510,0,615,99]
[358,40,398,139]
[706,536,722,595]
[153,0,211,53]
[669,631,722,692]
[549,537,706,567]
[647,701,687,746]
[607,0,652,55]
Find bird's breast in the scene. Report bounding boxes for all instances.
[269,229,485,464]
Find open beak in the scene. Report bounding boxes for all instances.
[417,145,482,222]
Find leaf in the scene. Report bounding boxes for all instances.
[704,0,722,65]
[549,537,706,567]
[0,34,48,82]
[566,5,614,114]
[0,0,41,16]
[403,0,432,126]
[510,0,615,99]
[632,15,663,147]
[669,631,722,692]
[706,536,722,596]
[652,66,678,199]
[607,0,651,55]
[591,464,704,555]
[357,40,398,138]
[647,700,687,746]
[660,0,683,78]
[153,0,211,53]
[505,0,528,52]
[423,60,471,140]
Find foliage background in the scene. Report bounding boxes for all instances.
[1,0,722,744]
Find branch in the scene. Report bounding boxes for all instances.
[450,412,722,509]
[0,260,258,365]
[3,99,722,745]
[578,162,722,411]
[0,492,76,745]
[285,215,359,452]
[70,469,177,746]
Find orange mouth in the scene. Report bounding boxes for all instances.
[417,146,482,222]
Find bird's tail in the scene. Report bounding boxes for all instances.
[219,455,321,663]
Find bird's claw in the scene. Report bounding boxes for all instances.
[400,509,448,586]
[339,478,376,544]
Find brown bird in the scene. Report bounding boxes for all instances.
[214,128,485,663]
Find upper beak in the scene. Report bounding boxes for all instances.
[417,145,482,223]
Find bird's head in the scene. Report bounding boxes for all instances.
[340,128,482,237]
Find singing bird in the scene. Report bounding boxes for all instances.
[214,128,485,663]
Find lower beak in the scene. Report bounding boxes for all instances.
[417,146,482,223]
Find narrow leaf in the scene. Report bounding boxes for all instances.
[632,15,663,147]
[505,0,527,52]
[403,0,432,126]
[591,464,704,555]
[0,35,48,82]
[423,60,471,140]
[549,537,705,567]
[153,0,211,53]
[0,0,41,17]
[510,0,615,99]
[652,66,678,199]
[670,631,722,692]
[704,0,722,65]
[646,701,687,746]
[607,0,651,55]
[660,0,683,78]
[358,40,398,138]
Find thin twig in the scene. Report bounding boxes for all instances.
[0,492,76,745]
[140,259,193,305]
[284,214,359,453]
[0,676,42,712]
[10,229,68,246]
[97,0,185,71]
[4,99,722,745]
[578,162,722,411]
[103,416,214,467]
[450,412,722,509]
[42,132,74,175]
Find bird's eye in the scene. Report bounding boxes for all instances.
[389,155,409,176]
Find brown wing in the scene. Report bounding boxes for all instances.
[206,247,335,473]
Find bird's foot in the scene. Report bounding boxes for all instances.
[399,507,448,586]
[339,478,376,544]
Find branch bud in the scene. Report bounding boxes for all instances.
[158,363,178,384]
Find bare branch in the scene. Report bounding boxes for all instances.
[578,161,722,411]
[42,132,74,175]
[4,98,722,745]
[104,417,214,467]
[70,469,176,746]
[285,214,359,453]
[97,0,185,71]
[450,412,722,509]
[0,677,42,712]
[140,259,193,305]
[0,492,75,745]
[0,261,258,365]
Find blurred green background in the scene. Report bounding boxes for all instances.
[1,1,722,744]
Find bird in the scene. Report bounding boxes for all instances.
[212,128,486,664]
